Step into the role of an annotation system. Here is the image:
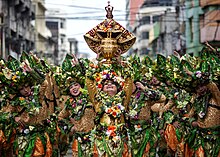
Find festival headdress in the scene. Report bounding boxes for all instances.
[57,53,90,94]
[6,55,20,71]
[151,54,168,82]
[199,46,220,81]
[2,53,45,94]
[154,46,220,92]
[2,56,29,90]
[20,51,52,74]
[127,55,142,82]
[141,56,154,82]
[84,1,136,63]
[94,69,125,91]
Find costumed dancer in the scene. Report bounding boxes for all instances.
[86,65,133,157]
[57,54,96,157]
[183,48,220,157]
[127,55,164,156]
[154,54,192,156]
[0,58,16,157]
[84,2,135,156]
[2,54,55,157]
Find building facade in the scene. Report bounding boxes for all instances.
[0,0,35,59]
[126,0,145,30]
[185,0,220,55]
[125,0,145,55]
[133,0,174,57]
[68,38,78,57]
[46,8,68,65]
[185,0,204,55]
[149,10,179,57]
[199,0,220,49]
[32,0,55,63]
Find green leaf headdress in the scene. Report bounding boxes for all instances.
[143,56,153,67]
[6,55,20,71]
[20,51,36,68]
[174,54,211,92]
[141,56,154,82]
[58,54,88,95]
[128,55,142,82]
[20,51,51,73]
[61,54,73,73]
[3,56,45,94]
[153,54,168,82]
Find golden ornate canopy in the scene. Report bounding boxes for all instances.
[84,2,136,62]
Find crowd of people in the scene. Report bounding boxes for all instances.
[0,2,220,157]
[0,45,219,157]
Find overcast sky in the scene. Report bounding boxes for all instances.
[45,0,126,58]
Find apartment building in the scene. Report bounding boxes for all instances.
[0,0,35,59]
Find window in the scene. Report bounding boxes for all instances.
[60,22,64,28]
[153,15,160,23]
[142,0,172,7]
[142,31,149,39]
[160,0,172,6]
[46,21,58,29]
[189,17,193,42]
[140,16,150,25]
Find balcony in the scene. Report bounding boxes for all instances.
[200,24,220,42]
[200,10,220,42]
[200,0,220,8]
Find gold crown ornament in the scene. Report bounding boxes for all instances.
[84,1,136,63]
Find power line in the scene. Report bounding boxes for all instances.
[46,3,105,11]
[35,9,219,23]
[46,11,104,15]
[41,3,220,39]
[45,2,211,14]
[63,14,219,47]
[43,2,219,25]
[34,15,219,24]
